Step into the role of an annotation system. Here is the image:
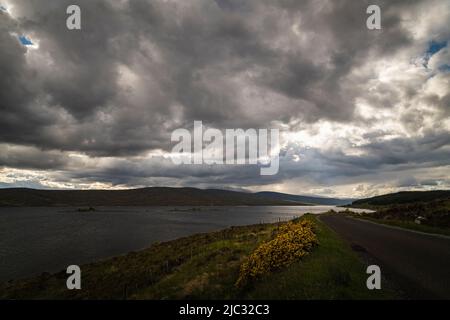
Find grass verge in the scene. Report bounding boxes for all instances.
[243,215,396,299]
[348,215,450,237]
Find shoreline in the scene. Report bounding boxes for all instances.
[0,215,396,300]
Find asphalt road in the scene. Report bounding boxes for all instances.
[320,215,450,299]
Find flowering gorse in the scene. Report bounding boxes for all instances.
[236,219,318,287]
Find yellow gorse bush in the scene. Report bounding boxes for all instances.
[236,219,318,287]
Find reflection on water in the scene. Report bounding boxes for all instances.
[0,206,369,281]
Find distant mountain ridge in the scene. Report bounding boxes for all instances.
[0,187,312,207]
[0,187,355,207]
[256,191,355,206]
[6,188,446,208]
[351,190,450,207]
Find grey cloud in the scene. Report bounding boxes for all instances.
[0,145,70,170]
[0,0,449,195]
[1,0,420,154]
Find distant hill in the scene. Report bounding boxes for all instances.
[0,187,312,207]
[351,190,450,207]
[350,190,450,229]
[256,191,355,206]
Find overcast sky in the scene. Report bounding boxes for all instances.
[0,0,449,198]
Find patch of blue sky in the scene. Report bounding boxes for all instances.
[438,64,450,73]
[19,35,33,46]
[0,4,7,12]
[422,40,448,68]
[422,40,447,69]
[426,41,447,56]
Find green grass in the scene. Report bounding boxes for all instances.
[243,215,395,299]
[0,215,397,300]
[353,216,450,237]
[348,197,450,230]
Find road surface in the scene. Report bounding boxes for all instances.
[320,215,450,299]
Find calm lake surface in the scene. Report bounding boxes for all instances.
[0,206,369,282]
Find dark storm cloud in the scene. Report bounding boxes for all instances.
[0,144,69,170]
[0,0,421,153]
[0,12,46,144]
[0,0,449,194]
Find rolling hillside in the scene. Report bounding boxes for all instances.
[0,187,310,207]
[350,190,450,229]
[351,190,450,207]
[256,191,355,206]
